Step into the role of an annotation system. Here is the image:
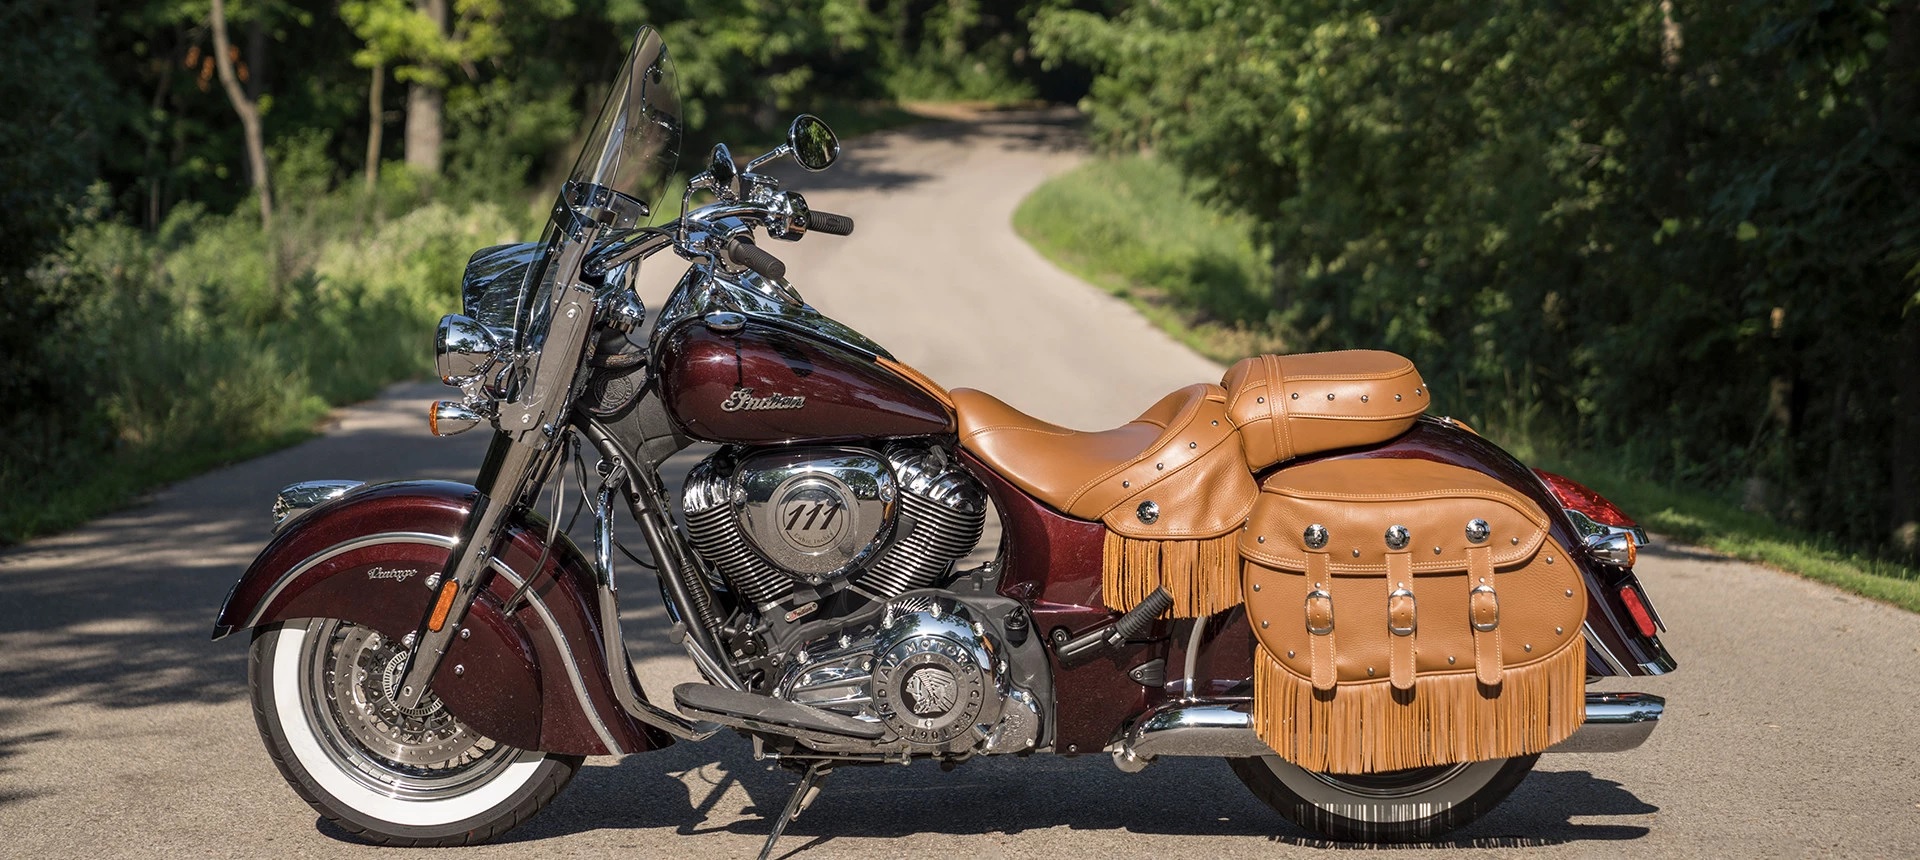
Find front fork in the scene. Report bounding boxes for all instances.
[392,418,737,738]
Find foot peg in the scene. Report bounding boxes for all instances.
[672,683,884,744]
[1054,587,1174,666]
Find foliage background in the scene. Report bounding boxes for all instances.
[0,0,1088,543]
[1034,0,1920,558]
[4,0,1913,567]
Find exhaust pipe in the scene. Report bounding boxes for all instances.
[1110,692,1663,772]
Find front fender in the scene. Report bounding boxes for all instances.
[213,480,668,756]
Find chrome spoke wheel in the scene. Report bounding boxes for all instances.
[248,620,581,846]
[301,620,519,801]
[1230,754,1538,842]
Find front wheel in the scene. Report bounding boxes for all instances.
[249,620,582,846]
[1229,754,1538,842]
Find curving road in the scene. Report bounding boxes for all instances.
[2,111,1917,859]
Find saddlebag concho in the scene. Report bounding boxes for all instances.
[1240,457,1586,774]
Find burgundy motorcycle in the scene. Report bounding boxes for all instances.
[213,27,1674,854]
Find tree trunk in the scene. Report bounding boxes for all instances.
[404,0,447,176]
[1886,1,1920,556]
[365,62,385,193]
[210,0,271,231]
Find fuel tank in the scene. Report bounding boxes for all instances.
[656,317,953,444]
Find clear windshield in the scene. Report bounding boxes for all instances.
[507,27,681,350]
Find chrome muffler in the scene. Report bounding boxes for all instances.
[1109,692,1664,772]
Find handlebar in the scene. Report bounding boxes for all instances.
[807,210,855,236]
[721,237,786,280]
[579,197,848,280]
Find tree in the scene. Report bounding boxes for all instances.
[210,0,272,228]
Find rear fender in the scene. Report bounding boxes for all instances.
[212,480,669,755]
[1280,418,1678,677]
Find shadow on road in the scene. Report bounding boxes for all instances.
[309,736,1652,852]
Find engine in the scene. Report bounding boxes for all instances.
[681,442,987,607]
[772,594,1041,755]
[680,443,1043,757]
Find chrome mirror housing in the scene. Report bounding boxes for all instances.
[435,314,500,385]
[708,143,740,199]
[787,114,839,171]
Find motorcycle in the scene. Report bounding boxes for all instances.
[212,26,1675,853]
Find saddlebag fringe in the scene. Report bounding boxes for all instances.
[1102,531,1241,617]
[1250,638,1586,774]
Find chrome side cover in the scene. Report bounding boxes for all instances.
[735,447,896,584]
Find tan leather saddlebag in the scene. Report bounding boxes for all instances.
[1240,458,1586,774]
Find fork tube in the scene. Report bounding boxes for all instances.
[392,431,539,708]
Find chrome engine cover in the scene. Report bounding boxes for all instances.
[774,595,1040,756]
[682,443,985,607]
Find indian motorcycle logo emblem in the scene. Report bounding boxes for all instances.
[366,567,419,583]
[720,387,805,412]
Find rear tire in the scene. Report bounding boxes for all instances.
[1229,754,1537,842]
[249,620,582,846]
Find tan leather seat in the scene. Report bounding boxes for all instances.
[952,384,1257,538]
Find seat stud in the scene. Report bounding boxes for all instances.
[1361,394,1369,403]
[1136,500,1160,524]
[1155,462,1165,470]
[1291,392,1299,400]
[1257,396,1265,404]
[1395,394,1403,401]
[1327,393,1336,401]
[1188,441,1197,449]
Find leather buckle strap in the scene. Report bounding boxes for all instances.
[1470,584,1499,632]
[1387,552,1416,690]
[1387,587,1417,636]
[1305,553,1336,691]
[1467,544,1503,686]
[1305,589,1335,635]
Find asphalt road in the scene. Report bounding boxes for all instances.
[3,111,1918,860]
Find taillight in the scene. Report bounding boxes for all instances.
[1617,584,1658,638]
[1534,469,1638,529]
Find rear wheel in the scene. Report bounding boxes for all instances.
[1229,754,1537,842]
[249,620,582,846]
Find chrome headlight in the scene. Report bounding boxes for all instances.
[435,314,500,385]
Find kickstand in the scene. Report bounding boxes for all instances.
[757,762,830,860]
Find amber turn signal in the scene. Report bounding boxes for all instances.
[429,401,482,437]
[428,580,460,632]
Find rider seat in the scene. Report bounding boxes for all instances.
[950,383,1253,535]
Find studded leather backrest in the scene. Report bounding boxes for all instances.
[1222,351,1429,471]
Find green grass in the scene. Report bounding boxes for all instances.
[1012,156,1287,361]
[1017,153,1920,614]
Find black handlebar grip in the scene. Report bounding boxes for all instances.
[808,210,855,236]
[724,237,787,280]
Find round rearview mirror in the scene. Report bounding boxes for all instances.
[708,143,739,197]
[787,115,839,172]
